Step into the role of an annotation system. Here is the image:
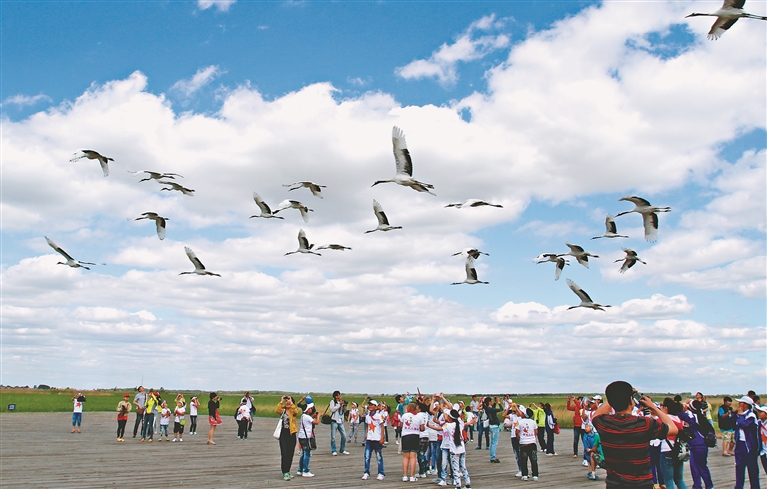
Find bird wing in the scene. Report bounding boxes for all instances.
[99,158,110,177]
[726,0,745,10]
[45,236,74,261]
[620,196,651,207]
[555,258,566,281]
[184,247,205,270]
[161,172,183,178]
[155,218,166,240]
[392,126,413,177]
[141,212,159,219]
[465,258,479,281]
[619,259,634,274]
[566,243,584,253]
[709,17,738,38]
[298,206,310,223]
[643,213,659,242]
[297,229,310,249]
[567,279,593,303]
[253,192,272,214]
[372,200,390,226]
[605,215,617,234]
[308,183,323,197]
[622,248,638,258]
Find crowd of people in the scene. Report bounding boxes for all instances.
[67,384,767,488]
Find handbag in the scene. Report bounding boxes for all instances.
[320,404,332,425]
[553,421,560,435]
[301,417,317,450]
[274,409,285,439]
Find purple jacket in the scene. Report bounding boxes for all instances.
[680,410,711,448]
[734,409,758,453]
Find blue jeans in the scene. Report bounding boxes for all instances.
[489,425,500,461]
[142,413,155,439]
[449,452,470,488]
[545,426,555,454]
[298,441,311,473]
[439,448,451,482]
[71,412,82,426]
[429,440,440,470]
[158,424,169,437]
[364,440,384,476]
[330,421,346,453]
[660,451,688,489]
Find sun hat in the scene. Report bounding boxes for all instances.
[593,395,603,400]
[368,400,379,406]
[753,404,767,414]
[305,403,315,410]
[735,396,754,406]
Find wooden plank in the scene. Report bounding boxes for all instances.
[0,413,762,488]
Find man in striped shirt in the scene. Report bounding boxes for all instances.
[592,381,678,488]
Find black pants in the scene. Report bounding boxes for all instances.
[117,419,127,438]
[189,415,197,433]
[520,443,539,477]
[133,413,144,437]
[573,426,584,456]
[238,419,249,438]
[279,428,297,474]
[537,426,546,450]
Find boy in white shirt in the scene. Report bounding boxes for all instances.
[517,408,539,481]
[362,400,386,481]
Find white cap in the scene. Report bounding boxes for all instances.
[593,395,603,400]
[735,396,754,406]
[305,403,315,410]
[753,404,767,414]
[368,400,379,406]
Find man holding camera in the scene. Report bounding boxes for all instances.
[591,381,678,489]
[329,390,350,456]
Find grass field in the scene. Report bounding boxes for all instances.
[0,389,737,431]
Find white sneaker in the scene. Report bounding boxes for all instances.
[533,476,538,481]
[515,471,522,477]
[376,474,385,481]
[332,452,338,456]
[362,474,370,480]
[179,438,182,442]
[409,477,417,482]
[342,451,350,455]
[303,472,315,478]
[396,440,400,445]
[522,476,529,481]
[403,476,409,482]
[582,460,589,467]
[296,471,303,476]
[438,481,447,486]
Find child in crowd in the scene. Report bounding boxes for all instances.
[116,393,131,442]
[173,400,185,442]
[236,399,252,440]
[348,402,360,444]
[158,401,171,441]
[583,423,602,480]
[189,396,200,435]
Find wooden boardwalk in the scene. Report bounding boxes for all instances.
[0,413,762,488]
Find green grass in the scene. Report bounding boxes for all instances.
[0,389,736,432]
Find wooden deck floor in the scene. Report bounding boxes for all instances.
[0,413,762,488]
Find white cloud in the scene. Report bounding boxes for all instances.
[396,14,510,85]
[2,93,52,108]
[170,65,223,97]
[197,0,236,12]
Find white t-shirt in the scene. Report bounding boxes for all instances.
[174,406,185,423]
[518,418,537,445]
[426,413,440,441]
[73,398,84,413]
[401,412,424,437]
[236,405,251,421]
[507,414,520,439]
[190,402,198,416]
[349,408,360,424]
[418,412,430,438]
[298,413,314,439]
[380,410,389,427]
[442,420,466,454]
[365,412,384,441]
[469,400,480,412]
[160,407,171,425]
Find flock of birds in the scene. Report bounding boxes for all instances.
[44,0,764,309]
[50,124,672,312]
[532,194,670,312]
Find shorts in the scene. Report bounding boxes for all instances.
[401,434,420,453]
[721,430,734,444]
[72,412,82,426]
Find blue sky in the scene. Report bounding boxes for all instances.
[1,0,765,395]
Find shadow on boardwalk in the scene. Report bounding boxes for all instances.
[0,413,761,488]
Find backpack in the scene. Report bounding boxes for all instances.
[703,430,717,448]
[666,428,693,465]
